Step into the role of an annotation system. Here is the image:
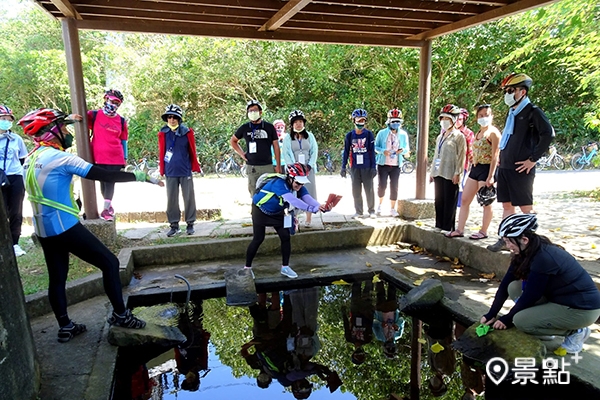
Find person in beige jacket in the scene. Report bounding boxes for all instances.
[429,104,466,232]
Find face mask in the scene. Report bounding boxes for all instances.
[504,92,517,107]
[248,111,260,122]
[478,117,492,127]
[63,133,74,149]
[389,122,400,131]
[355,124,365,130]
[167,121,179,130]
[440,120,453,131]
[0,120,12,131]
[103,102,118,116]
[293,127,304,133]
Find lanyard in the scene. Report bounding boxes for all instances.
[438,133,449,155]
[168,132,177,150]
[298,138,303,150]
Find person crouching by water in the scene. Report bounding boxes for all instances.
[480,213,600,354]
[18,108,163,343]
[243,163,331,279]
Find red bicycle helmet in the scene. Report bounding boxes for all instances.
[104,89,124,104]
[0,105,15,121]
[18,108,75,137]
[459,108,469,122]
[439,104,460,121]
[387,108,403,120]
[287,162,310,184]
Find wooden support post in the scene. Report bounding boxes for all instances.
[61,18,98,219]
[416,40,432,200]
[410,317,422,400]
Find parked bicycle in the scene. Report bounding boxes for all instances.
[536,145,565,170]
[571,142,599,171]
[214,154,247,178]
[401,160,415,174]
[125,157,160,179]
[319,150,337,174]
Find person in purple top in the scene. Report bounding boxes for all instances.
[481,213,600,354]
[340,108,377,219]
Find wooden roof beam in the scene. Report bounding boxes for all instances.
[406,0,561,40]
[49,0,82,19]
[259,0,313,32]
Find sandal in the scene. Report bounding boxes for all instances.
[469,231,488,240]
[444,230,464,238]
[57,320,87,343]
[108,309,147,329]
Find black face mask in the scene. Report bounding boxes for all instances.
[62,133,74,149]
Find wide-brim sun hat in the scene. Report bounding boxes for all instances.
[294,175,310,184]
[161,104,183,122]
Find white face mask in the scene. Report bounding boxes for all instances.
[293,127,304,133]
[504,92,517,107]
[248,111,261,122]
[440,120,453,131]
[478,117,492,127]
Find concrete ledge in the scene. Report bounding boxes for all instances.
[397,198,435,220]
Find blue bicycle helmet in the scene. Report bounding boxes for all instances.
[351,109,368,120]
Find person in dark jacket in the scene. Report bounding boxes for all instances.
[481,214,600,354]
[158,104,201,237]
[488,73,554,252]
[340,108,377,219]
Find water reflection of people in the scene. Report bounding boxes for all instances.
[175,302,211,392]
[423,308,456,397]
[342,280,375,365]
[373,281,405,359]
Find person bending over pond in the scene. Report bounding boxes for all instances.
[481,213,600,354]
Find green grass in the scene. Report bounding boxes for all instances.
[571,187,600,201]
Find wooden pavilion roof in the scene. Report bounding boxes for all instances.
[36,0,559,48]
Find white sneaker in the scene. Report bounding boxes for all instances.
[560,327,591,354]
[280,266,298,279]
[390,209,399,218]
[376,205,381,215]
[13,244,26,257]
[351,213,362,219]
[369,212,377,219]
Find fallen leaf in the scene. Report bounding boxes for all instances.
[366,262,372,267]
[241,223,252,227]
[479,272,496,280]
[372,274,381,283]
[413,279,423,286]
[332,279,350,285]
[310,268,318,272]
[416,221,423,226]
[452,257,460,265]
[431,342,444,353]
[588,226,597,231]
[553,347,567,357]
[592,244,597,249]
[417,338,427,344]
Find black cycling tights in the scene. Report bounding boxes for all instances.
[39,223,126,326]
[245,206,291,268]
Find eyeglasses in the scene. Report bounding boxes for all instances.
[503,87,517,94]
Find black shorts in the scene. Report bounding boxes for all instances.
[468,163,491,182]
[496,168,535,206]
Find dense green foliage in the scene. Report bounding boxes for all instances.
[1,0,598,166]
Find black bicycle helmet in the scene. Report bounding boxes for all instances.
[476,186,496,206]
[246,99,262,111]
[498,213,538,238]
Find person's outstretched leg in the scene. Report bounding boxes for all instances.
[245,208,267,268]
[275,225,296,278]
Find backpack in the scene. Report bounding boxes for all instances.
[90,110,126,138]
[254,173,286,195]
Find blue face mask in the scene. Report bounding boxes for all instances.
[103,102,118,116]
[0,120,12,131]
[389,122,400,131]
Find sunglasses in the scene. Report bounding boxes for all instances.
[167,115,179,120]
[503,87,519,94]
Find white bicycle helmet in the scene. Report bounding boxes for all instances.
[498,213,538,238]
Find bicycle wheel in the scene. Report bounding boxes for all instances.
[402,161,415,174]
[214,161,226,178]
[240,162,247,178]
[536,157,548,170]
[329,162,337,174]
[552,155,565,170]
[124,164,136,173]
[148,168,161,180]
[571,153,585,171]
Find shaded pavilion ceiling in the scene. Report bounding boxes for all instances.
[35,0,560,48]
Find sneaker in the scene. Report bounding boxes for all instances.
[13,244,26,257]
[167,226,181,237]
[304,221,312,228]
[57,320,87,343]
[108,309,146,329]
[536,335,556,341]
[376,205,382,215]
[244,266,255,279]
[100,209,114,221]
[186,224,195,235]
[351,213,362,219]
[390,209,399,218]
[281,266,298,279]
[108,206,115,216]
[369,212,377,219]
[487,238,506,252]
[560,327,591,354]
